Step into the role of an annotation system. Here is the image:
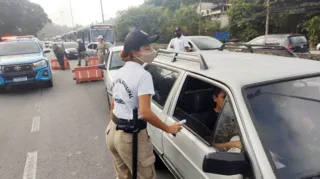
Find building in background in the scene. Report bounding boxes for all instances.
[197,1,231,28]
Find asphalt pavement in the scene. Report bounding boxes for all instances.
[0,51,174,179]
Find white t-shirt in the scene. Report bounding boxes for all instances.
[173,35,189,52]
[112,61,155,120]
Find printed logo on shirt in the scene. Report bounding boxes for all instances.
[114,78,134,98]
[114,98,125,104]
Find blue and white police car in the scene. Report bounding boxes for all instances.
[0,38,53,88]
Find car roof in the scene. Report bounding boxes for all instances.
[154,50,320,88]
[110,45,123,52]
[2,39,38,43]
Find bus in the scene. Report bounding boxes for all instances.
[74,24,115,46]
[61,31,77,42]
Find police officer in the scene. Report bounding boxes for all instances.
[77,39,88,66]
[106,30,184,179]
[96,35,111,64]
[52,43,65,70]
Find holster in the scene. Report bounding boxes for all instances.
[113,114,147,134]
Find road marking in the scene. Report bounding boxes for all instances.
[31,117,40,133]
[22,151,37,179]
[35,101,41,111]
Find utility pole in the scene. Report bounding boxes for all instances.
[198,0,202,35]
[100,0,105,23]
[265,0,270,36]
[69,0,75,29]
[59,11,64,25]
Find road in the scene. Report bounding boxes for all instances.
[0,51,174,179]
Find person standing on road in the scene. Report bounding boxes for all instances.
[52,44,65,70]
[96,35,111,64]
[171,27,190,52]
[77,39,88,66]
[105,30,184,179]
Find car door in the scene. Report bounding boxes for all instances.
[104,50,113,103]
[144,63,185,153]
[162,73,244,179]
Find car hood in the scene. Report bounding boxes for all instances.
[65,48,78,53]
[0,53,44,65]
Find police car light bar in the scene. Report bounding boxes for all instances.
[1,36,17,40]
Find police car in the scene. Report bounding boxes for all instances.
[0,38,53,88]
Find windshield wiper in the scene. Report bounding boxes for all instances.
[301,172,320,179]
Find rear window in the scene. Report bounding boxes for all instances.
[265,36,285,44]
[290,36,307,44]
[0,42,40,56]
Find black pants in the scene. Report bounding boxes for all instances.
[56,54,65,69]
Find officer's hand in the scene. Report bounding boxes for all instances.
[166,122,183,134]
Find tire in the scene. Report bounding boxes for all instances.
[45,79,53,88]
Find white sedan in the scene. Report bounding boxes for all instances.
[86,42,114,57]
[317,43,320,50]
[98,46,124,106]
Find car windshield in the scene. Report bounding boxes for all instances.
[190,37,223,50]
[290,36,307,44]
[0,42,40,56]
[109,51,125,70]
[63,42,78,49]
[245,76,320,178]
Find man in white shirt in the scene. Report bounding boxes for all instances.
[172,27,190,52]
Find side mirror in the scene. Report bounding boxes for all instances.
[202,152,249,176]
[98,64,106,70]
[44,49,51,54]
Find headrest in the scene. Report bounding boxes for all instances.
[181,90,213,114]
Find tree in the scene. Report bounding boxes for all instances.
[114,5,163,42]
[303,16,320,47]
[228,0,320,41]
[0,0,51,36]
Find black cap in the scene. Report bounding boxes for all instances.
[174,27,182,32]
[122,30,159,57]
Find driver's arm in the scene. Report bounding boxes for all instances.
[214,140,241,151]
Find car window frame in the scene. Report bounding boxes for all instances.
[144,63,181,110]
[87,43,93,49]
[167,73,238,144]
[166,72,261,178]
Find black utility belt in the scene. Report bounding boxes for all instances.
[113,114,147,133]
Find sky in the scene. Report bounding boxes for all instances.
[30,0,144,26]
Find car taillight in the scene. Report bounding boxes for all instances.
[286,45,292,50]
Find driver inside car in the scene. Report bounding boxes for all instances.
[210,88,242,152]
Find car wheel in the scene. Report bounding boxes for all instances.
[45,79,53,88]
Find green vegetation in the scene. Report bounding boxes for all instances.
[115,0,221,43]
[227,0,320,44]
[0,0,51,36]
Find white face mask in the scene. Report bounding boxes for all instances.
[136,49,157,64]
